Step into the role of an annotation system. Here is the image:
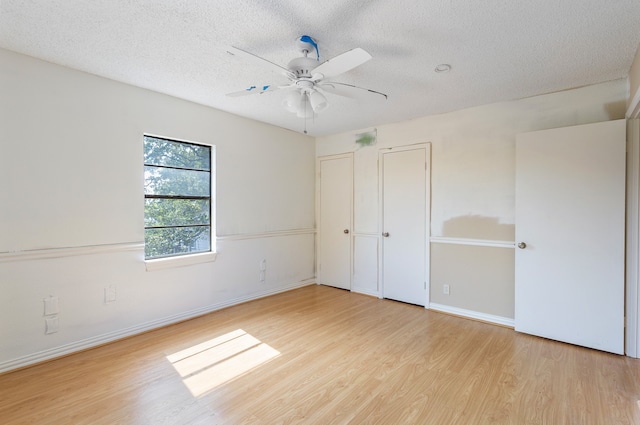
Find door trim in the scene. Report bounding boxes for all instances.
[316,153,354,289]
[378,143,431,306]
[627,118,640,358]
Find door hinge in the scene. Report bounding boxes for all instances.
[424,281,427,289]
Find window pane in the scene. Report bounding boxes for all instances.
[144,166,210,197]
[143,135,214,261]
[145,226,211,259]
[144,199,210,227]
[144,136,210,170]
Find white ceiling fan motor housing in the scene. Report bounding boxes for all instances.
[287,56,319,78]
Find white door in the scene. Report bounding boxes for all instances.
[318,154,353,290]
[381,145,430,305]
[515,120,625,354]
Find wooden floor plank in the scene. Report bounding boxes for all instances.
[1,285,639,424]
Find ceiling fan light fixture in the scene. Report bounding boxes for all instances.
[296,106,314,119]
[309,90,328,113]
[296,93,314,119]
[283,90,301,113]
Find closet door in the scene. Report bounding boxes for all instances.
[317,154,353,290]
[380,144,430,305]
[515,120,625,354]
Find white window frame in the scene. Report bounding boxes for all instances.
[143,134,217,271]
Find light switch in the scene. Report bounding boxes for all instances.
[44,296,59,316]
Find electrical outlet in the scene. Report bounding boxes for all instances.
[443,284,450,295]
[259,270,266,282]
[45,316,59,334]
[260,259,267,271]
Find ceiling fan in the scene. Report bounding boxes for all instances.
[226,36,387,122]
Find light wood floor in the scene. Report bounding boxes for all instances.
[1,285,639,424]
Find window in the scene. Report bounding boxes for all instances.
[144,135,212,260]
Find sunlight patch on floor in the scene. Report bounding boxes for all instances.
[167,329,280,397]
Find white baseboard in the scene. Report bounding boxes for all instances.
[0,278,315,374]
[429,302,514,328]
[351,287,381,298]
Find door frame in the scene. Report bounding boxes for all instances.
[316,153,354,289]
[626,85,640,358]
[378,143,431,306]
[627,117,640,358]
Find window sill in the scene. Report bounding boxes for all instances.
[145,251,217,272]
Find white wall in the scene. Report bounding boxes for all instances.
[0,49,316,372]
[317,79,627,322]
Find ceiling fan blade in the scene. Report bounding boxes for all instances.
[226,46,295,79]
[312,48,372,79]
[226,84,281,97]
[318,82,387,100]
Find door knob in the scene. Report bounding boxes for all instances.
[382,232,390,237]
[518,242,527,249]
[344,229,349,234]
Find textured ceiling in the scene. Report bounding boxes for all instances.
[2,0,640,136]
